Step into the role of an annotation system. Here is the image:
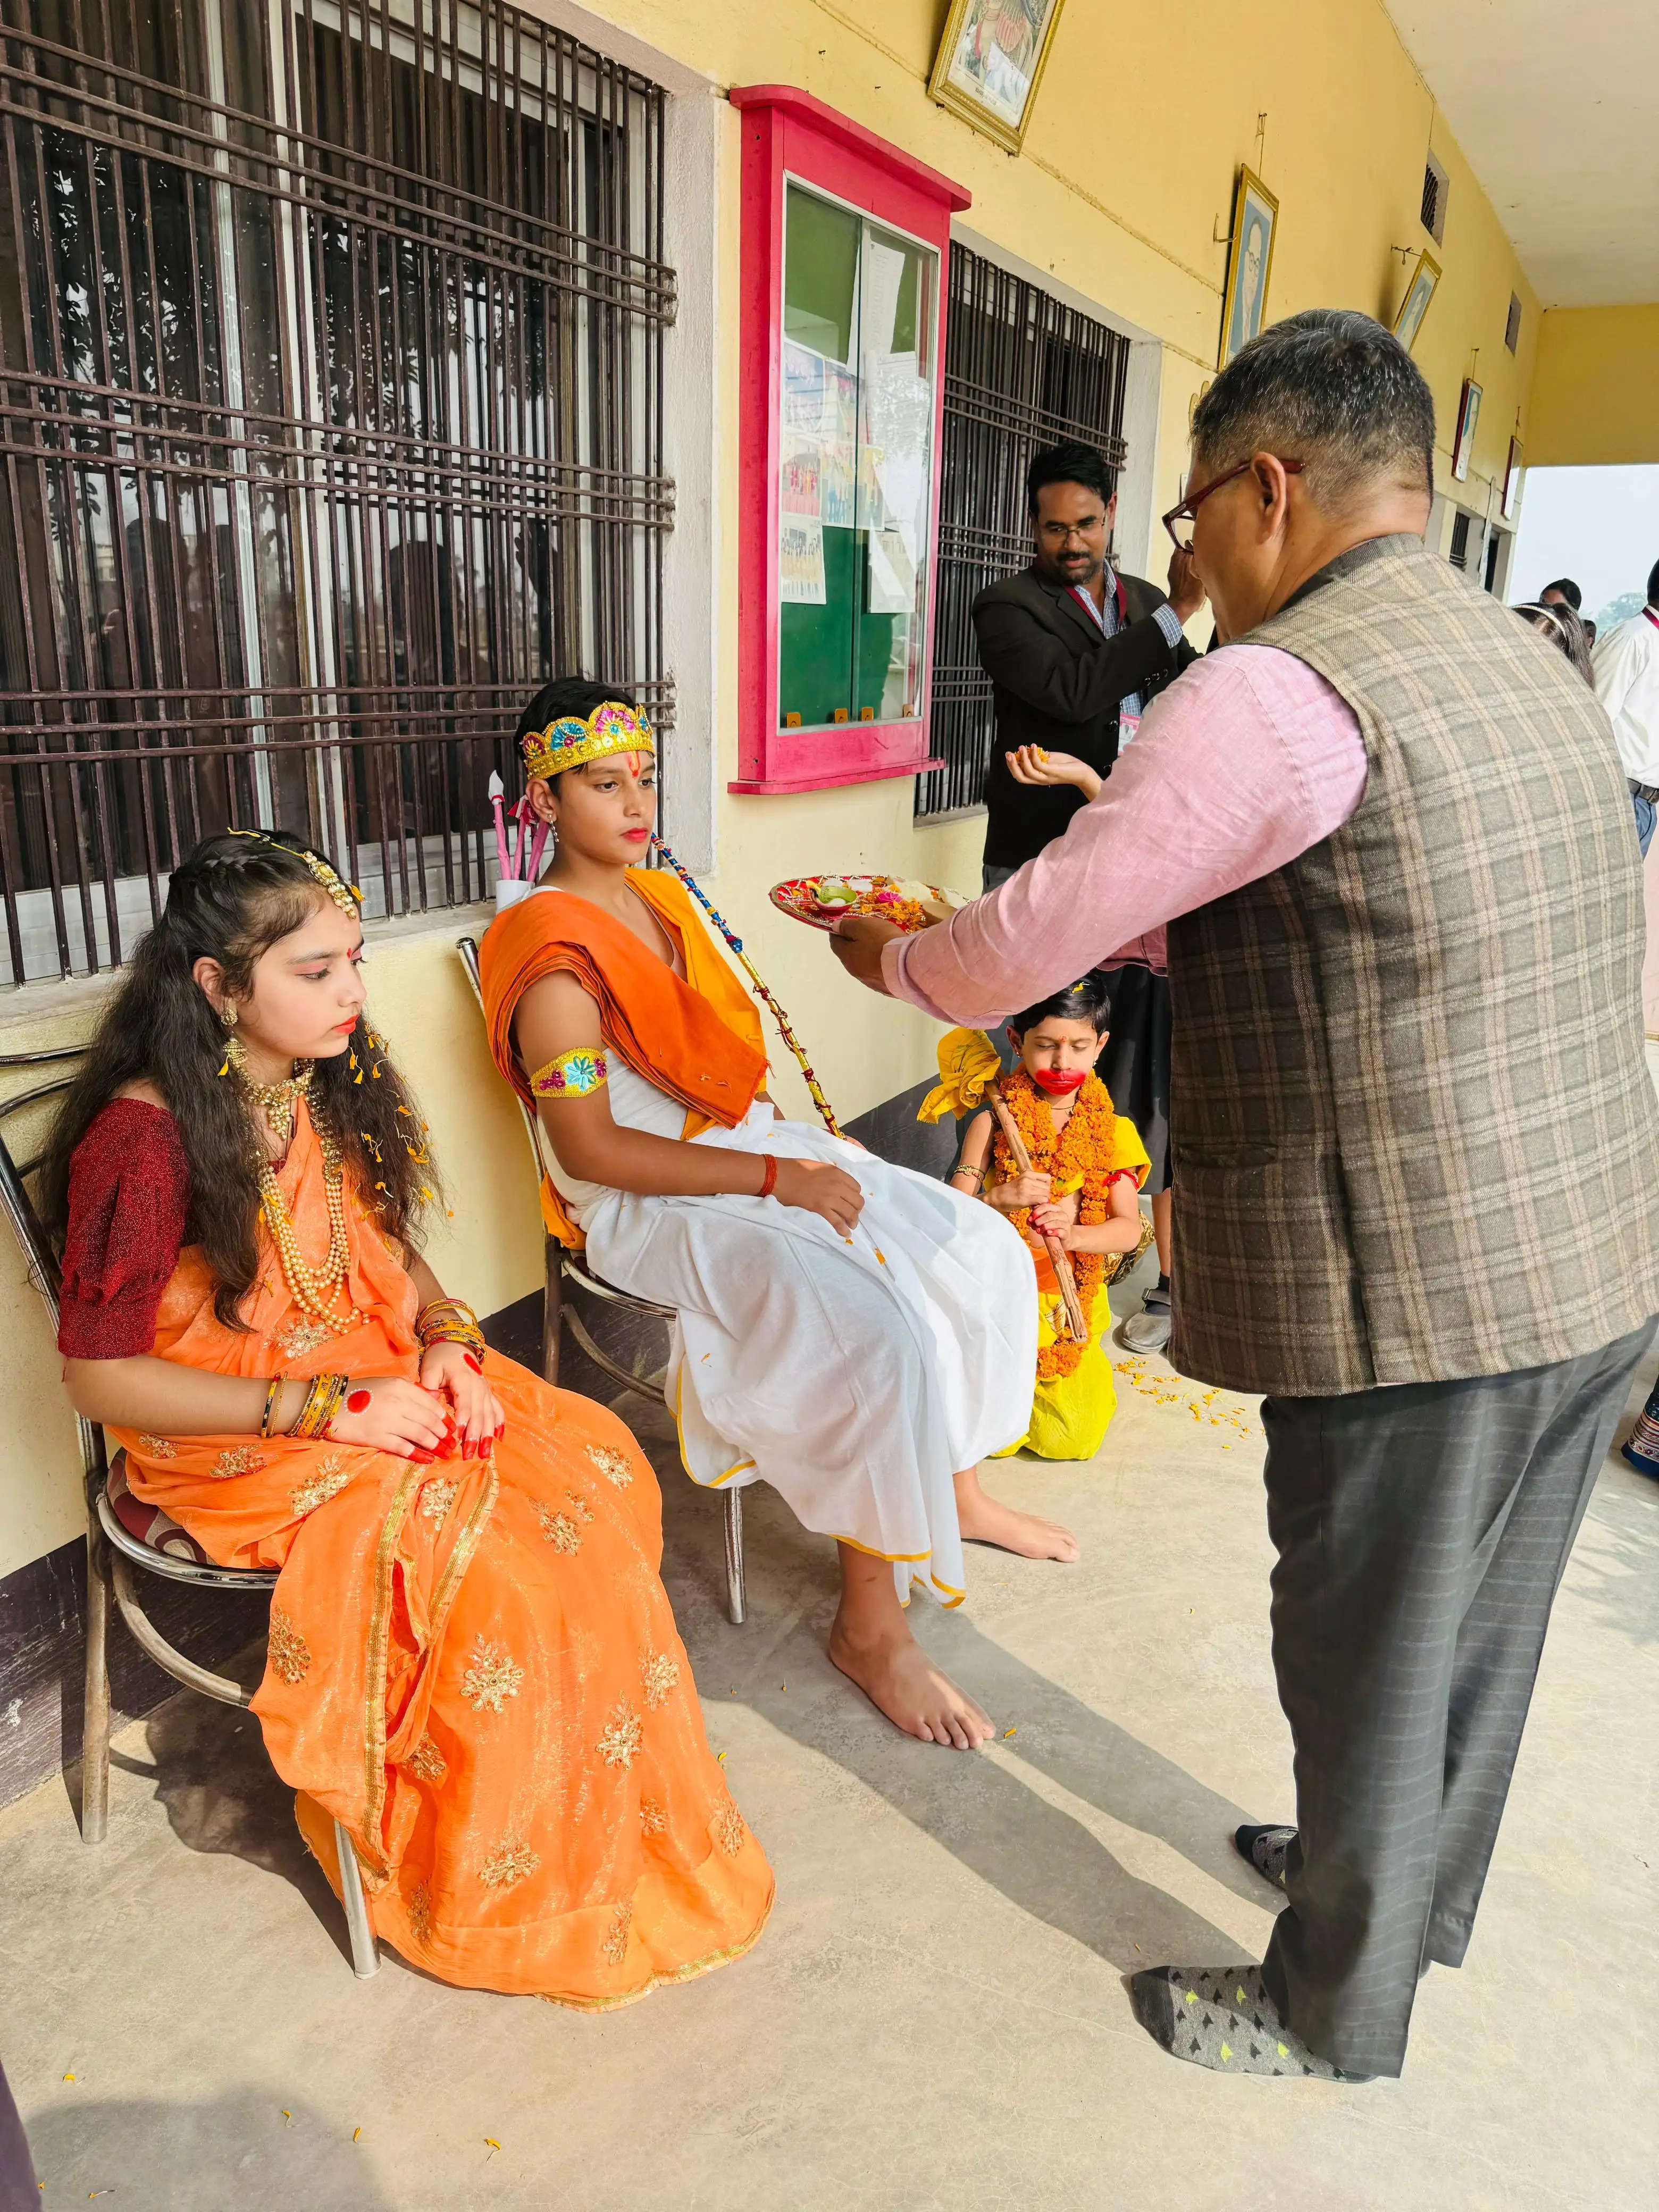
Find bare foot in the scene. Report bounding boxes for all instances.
[828,1618,995,1749]
[956,1488,1079,1562]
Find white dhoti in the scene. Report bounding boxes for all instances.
[567,1068,1037,1605]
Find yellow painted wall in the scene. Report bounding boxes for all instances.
[0,0,1547,1585]
[1529,305,1659,468]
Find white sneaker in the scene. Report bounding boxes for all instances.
[1121,1298,1172,1354]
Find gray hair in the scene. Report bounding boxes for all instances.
[1191,308,1436,508]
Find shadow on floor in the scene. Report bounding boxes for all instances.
[114,1405,1270,1989]
[655,1446,1269,1975]
[126,1670,357,1974]
[24,2092,395,2212]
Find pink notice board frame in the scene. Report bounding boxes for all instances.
[727,85,969,795]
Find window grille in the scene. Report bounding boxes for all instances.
[1420,152,1448,245]
[920,246,1129,822]
[1449,510,1472,569]
[0,0,673,985]
[1504,294,1522,354]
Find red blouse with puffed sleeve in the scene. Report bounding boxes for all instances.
[57,1099,191,1359]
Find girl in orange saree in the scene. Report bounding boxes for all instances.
[44,831,770,2007]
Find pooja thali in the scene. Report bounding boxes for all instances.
[769,873,971,934]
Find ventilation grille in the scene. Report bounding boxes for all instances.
[1421,152,1449,245]
[1449,511,1472,569]
[1505,294,1523,353]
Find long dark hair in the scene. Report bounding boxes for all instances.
[41,830,432,1328]
[1515,601,1594,686]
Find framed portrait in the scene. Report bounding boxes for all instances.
[1393,249,1442,354]
[1502,436,1524,521]
[1452,378,1482,482]
[1218,166,1278,369]
[927,0,1066,156]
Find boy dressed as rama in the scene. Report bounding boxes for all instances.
[480,680,1078,1753]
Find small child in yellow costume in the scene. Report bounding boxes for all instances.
[921,979,1151,1461]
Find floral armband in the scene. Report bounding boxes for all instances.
[529,1046,608,1100]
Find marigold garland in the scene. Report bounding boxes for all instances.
[992,1068,1123,1379]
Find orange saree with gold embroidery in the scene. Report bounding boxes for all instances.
[116,1100,772,2006]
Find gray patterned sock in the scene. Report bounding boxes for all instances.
[1128,1964,1367,2080]
[1234,1821,1295,1889]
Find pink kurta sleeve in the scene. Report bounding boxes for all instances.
[883,643,1371,1026]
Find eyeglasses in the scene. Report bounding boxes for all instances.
[1162,458,1304,551]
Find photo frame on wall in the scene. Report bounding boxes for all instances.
[926,0,1067,156]
[1502,435,1524,521]
[1218,166,1278,369]
[1452,377,1482,482]
[1393,249,1442,354]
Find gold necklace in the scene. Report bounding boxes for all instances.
[229,1038,315,1155]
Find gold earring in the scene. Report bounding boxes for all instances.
[221,1003,238,1029]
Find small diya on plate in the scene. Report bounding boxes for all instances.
[769,872,971,934]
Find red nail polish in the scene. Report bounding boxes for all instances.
[346,1389,371,1413]
[411,1448,435,1463]
[463,1351,482,1373]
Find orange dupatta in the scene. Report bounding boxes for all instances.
[479,870,768,1247]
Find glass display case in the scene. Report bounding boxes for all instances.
[729,86,967,794]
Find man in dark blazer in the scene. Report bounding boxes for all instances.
[975,440,1205,883]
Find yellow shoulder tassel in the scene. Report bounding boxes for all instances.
[917,1026,1002,1124]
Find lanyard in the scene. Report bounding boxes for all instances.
[1645,608,1659,634]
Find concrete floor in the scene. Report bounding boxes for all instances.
[4,1284,1657,2211]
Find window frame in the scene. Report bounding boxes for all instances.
[728,84,967,796]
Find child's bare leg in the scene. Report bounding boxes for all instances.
[953,1464,1079,1562]
[828,1544,995,1749]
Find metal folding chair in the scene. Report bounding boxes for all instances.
[0,1050,380,1978]
[456,936,747,1624]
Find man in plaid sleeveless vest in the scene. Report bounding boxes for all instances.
[838,308,1659,2080]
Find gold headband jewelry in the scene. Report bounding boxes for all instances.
[522,699,655,782]
[227,831,361,920]
[298,849,363,921]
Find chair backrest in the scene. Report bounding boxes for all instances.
[0,1045,88,1324]
[456,935,559,1201]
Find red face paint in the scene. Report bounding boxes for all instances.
[1030,1068,1088,1095]
[346,1388,371,1413]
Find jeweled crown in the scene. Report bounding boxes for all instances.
[522,699,655,781]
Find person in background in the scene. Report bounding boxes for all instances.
[973,440,1201,1351]
[1539,576,1582,614]
[943,976,1150,1461]
[975,440,1203,891]
[1515,599,1594,684]
[1590,557,1659,856]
